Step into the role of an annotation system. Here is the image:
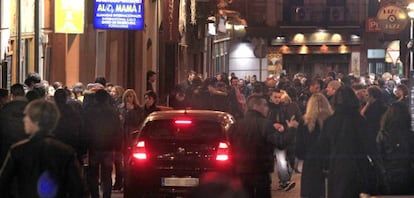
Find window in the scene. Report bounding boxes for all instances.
[142,120,223,142]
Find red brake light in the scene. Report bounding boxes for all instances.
[216,142,229,161]
[174,119,192,125]
[133,141,147,160]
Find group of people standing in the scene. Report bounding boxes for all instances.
[0,70,413,198]
[0,73,162,198]
[228,71,414,198]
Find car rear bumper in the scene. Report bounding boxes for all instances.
[124,163,233,196]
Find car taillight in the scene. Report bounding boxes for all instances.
[216,142,229,161]
[133,141,147,160]
[174,119,192,125]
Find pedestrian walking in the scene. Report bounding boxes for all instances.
[0,99,85,197]
[320,86,376,197]
[296,93,333,198]
[84,89,122,198]
[230,95,299,198]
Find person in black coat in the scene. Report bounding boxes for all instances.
[376,101,414,195]
[0,99,84,197]
[360,86,388,157]
[296,93,333,198]
[0,84,29,165]
[229,95,299,198]
[320,86,376,197]
[84,89,122,198]
[53,88,85,163]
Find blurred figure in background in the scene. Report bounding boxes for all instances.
[0,88,9,110]
[0,84,28,165]
[143,91,160,118]
[394,84,409,106]
[53,89,85,163]
[146,70,157,92]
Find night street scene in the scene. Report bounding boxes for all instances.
[1,0,414,197]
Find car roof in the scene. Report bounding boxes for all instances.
[144,110,236,126]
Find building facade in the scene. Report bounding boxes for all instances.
[226,0,411,81]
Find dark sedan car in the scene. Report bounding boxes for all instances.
[124,110,236,198]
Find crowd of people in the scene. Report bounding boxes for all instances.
[0,70,413,197]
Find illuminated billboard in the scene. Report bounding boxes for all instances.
[94,0,144,30]
[55,0,85,34]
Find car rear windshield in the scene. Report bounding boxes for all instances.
[141,119,224,141]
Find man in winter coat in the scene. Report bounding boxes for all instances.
[84,89,122,198]
[0,99,84,197]
[230,95,298,198]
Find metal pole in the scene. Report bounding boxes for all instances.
[410,19,414,129]
[259,57,262,80]
[17,0,21,81]
[34,0,39,72]
[410,19,413,72]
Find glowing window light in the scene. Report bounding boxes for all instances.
[331,34,342,42]
[293,33,305,43]
[320,44,329,53]
[298,45,309,54]
[339,44,349,53]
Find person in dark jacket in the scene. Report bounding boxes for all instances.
[376,101,414,195]
[0,83,29,165]
[84,89,121,198]
[143,90,161,118]
[320,86,376,197]
[53,88,85,163]
[360,85,388,157]
[0,88,8,110]
[268,89,302,191]
[0,99,84,197]
[230,95,298,198]
[146,70,157,92]
[115,89,145,190]
[296,93,333,198]
[180,70,197,94]
[394,84,409,106]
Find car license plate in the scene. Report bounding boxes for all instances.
[161,177,199,187]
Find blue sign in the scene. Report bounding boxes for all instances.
[94,0,144,30]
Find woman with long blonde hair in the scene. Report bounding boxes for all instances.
[303,93,333,132]
[113,89,144,190]
[297,93,333,198]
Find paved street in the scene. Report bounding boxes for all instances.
[271,169,301,198]
[111,162,302,198]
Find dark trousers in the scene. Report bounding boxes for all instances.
[113,151,124,187]
[87,150,113,198]
[238,173,271,198]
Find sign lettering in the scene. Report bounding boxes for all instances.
[376,5,408,35]
[94,0,144,30]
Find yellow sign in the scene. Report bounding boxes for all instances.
[55,0,85,34]
[377,5,408,35]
